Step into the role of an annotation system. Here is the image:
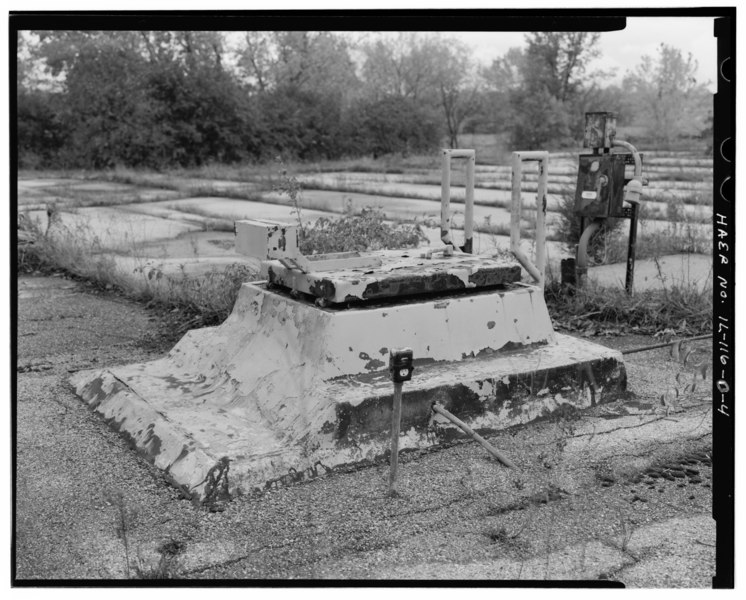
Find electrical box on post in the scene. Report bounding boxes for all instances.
[574,153,644,218]
[574,154,626,217]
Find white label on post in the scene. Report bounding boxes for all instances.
[581,191,597,200]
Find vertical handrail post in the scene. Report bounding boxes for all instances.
[463,152,475,253]
[441,149,476,253]
[535,154,548,288]
[510,151,548,288]
[510,152,523,260]
[441,150,453,249]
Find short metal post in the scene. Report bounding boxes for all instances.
[625,202,639,295]
[387,348,414,496]
[388,380,403,494]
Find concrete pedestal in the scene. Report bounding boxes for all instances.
[71,282,626,504]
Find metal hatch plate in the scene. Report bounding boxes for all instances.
[262,249,523,305]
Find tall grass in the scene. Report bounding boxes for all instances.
[18,211,257,334]
[544,274,712,336]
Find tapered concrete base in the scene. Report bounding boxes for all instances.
[70,282,626,505]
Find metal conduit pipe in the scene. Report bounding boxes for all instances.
[576,219,602,286]
[613,139,642,177]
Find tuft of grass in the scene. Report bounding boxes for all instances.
[18,208,125,288]
[133,539,186,580]
[545,278,712,336]
[110,491,137,579]
[135,263,257,335]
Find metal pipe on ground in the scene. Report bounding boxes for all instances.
[621,334,712,355]
[431,403,517,469]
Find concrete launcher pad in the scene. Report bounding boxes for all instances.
[71,281,626,505]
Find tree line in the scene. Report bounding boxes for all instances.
[16,30,712,170]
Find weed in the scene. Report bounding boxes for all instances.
[273,158,305,236]
[18,209,256,335]
[273,164,427,255]
[486,524,509,543]
[652,336,711,415]
[133,539,186,580]
[301,208,427,255]
[545,278,712,336]
[616,509,634,553]
[110,491,137,579]
[134,263,258,335]
[603,223,710,264]
[18,210,124,288]
[553,189,624,260]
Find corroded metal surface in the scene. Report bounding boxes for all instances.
[263,249,522,304]
[70,282,626,504]
[584,111,617,149]
[235,218,301,260]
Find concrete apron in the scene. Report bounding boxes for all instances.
[70,282,626,506]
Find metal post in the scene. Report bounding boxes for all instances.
[440,150,452,249]
[441,149,476,253]
[535,155,548,287]
[388,380,403,495]
[625,202,639,295]
[463,152,475,253]
[510,151,548,286]
[510,152,522,260]
[387,348,413,496]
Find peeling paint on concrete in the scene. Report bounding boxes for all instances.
[70,282,625,503]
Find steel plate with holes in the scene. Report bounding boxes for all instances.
[262,248,523,305]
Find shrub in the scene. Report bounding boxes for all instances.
[301,207,427,255]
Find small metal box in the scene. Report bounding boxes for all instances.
[583,112,617,149]
[235,219,301,260]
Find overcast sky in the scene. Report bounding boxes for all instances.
[449,17,718,91]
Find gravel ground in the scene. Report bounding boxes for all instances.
[14,274,715,585]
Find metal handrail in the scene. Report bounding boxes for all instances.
[510,151,549,288]
[441,149,475,254]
